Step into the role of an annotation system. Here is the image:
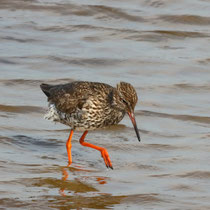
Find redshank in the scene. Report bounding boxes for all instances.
[40,81,140,169]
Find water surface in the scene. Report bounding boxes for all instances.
[1,0,210,209]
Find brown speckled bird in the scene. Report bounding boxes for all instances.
[40,81,140,169]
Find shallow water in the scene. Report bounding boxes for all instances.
[1,0,210,209]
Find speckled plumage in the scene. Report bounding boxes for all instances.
[41,81,137,131]
[40,81,140,169]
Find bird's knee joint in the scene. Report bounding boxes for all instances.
[79,140,84,145]
[66,144,72,149]
[101,148,108,154]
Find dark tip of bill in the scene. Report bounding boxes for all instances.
[136,131,141,142]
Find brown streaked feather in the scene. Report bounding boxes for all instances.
[116,82,138,110]
[40,80,140,169]
[40,81,114,114]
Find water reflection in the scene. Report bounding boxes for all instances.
[59,167,69,196]
[1,0,210,208]
[59,165,107,196]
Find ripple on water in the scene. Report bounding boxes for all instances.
[159,15,210,25]
[177,171,210,179]
[48,56,123,67]
[169,184,199,191]
[139,110,210,125]
[0,78,75,87]
[1,0,210,209]
[0,104,44,114]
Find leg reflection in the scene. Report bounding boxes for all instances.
[59,166,69,196]
[59,165,108,196]
[96,177,107,185]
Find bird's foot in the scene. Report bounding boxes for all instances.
[67,161,72,167]
[101,149,113,169]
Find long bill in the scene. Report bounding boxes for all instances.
[128,111,141,142]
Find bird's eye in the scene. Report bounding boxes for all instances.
[122,99,127,104]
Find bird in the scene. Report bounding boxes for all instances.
[40,81,140,169]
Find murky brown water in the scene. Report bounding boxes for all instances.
[1,0,210,209]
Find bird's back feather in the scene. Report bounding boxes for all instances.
[40,81,114,115]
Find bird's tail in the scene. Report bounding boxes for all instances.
[40,83,53,97]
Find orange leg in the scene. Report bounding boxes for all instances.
[79,131,113,169]
[59,167,69,196]
[66,129,74,166]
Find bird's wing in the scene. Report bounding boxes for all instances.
[46,82,92,114]
[41,81,115,114]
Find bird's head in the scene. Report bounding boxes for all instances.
[115,82,141,142]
